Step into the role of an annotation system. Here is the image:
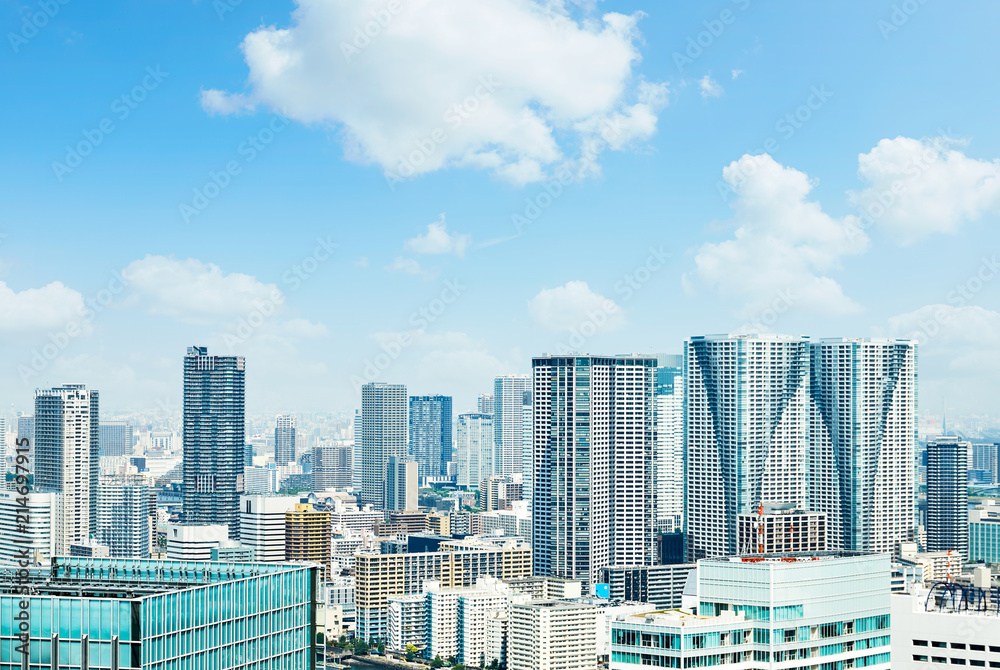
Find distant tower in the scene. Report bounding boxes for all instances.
[182,346,246,538]
[360,383,408,509]
[457,413,493,488]
[926,436,970,558]
[494,375,530,476]
[654,355,684,534]
[99,420,133,457]
[274,414,297,466]
[409,395,453,478]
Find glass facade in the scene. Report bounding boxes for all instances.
[408,396,453,478]
[969,519,1000,564]
[0,557,317,670]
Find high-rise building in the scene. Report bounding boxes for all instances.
[456,413,493,488]
[16,414,34,462]
[99,420,133,457]
[968,500,1000,565]
[810,338,918,553]
[386,456,419,511]
[285,503,332,579]
[926,436,969,557]
[494,375,531,476]
[520,391,532,512]
[352,408,363,490]
[0,490,60,564]
[685,335,812,561]
[654,354,684,534]
[532,355,657,586]
[34,384,99,555]
[313,443,352,490]
[95,476,150,558]
[239,494,299,562]
[477,393,494,415]
[274,414,297,466]
[409,395,453,478]
[360,382,408,509]
[182,346,246,538]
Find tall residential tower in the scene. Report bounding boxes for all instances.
[409,395,453,478]
[360,382,408,509]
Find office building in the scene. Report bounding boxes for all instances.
[99,420,133,457]
[891,574,1000,670]
[457,413,493,488]
[969,500,1000,565]
[240,494,299,562]
[285,502,332,579]
[971,443,999,484]
[737,505,827,554]
[95,477,150,558]
[610,553,891,670]
[182,346,246,538]
[210,541,255,562]
[926,436,970,557]
[509,600,598,670]
[35,383,100,555]
[494,375,531,476]
[597,563,696,609]
[654,355,684,534]
[532,355,657,586]
[165,523,230,560]
[360,382,408,509]
[409,395,453,478]
[274,413,297,466]
[0,490,59,565]
[386,456,419,512]
[0,557,318,669]
[477,393,494,415]
[16,415,34,462]
[809,338,918,554]
[354,539,532,640]
[312,443,352,490]
[244,464,280,494]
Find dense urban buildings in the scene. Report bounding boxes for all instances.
[494,375,531,476]
[182,346,246,538]
[509,600,598,670]
[409,395,453,478]
[925,435,970,557]
[240,494,299,562]
[34,383,100,555]
[360,382,408,508]
[274,413,297,466]
[532,355,657,586]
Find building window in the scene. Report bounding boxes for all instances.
[913,656,928,662]
[970,661,985,667]
[954,644,968,650]
[952,660,967,666]
[971,646,985,652]
[915,641,929,647]
[933,642,948,648]
[933,659,947,664]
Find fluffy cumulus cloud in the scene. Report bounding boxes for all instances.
[527,280,624,332]
[0,281,87,334]
[849,136,1000,245]
[122,255,282,321]
[201,0,667,185]
[404,215,471,257]
[690,154,869,319]
[699,74,723,98]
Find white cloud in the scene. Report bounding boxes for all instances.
[689,154,869,318]
[383,256,436,280]
[528,280,624,332]
[731,69,743,80]
[201,0,667,185]
[849,136,1000,244]
[0,281,87,334]
[122,255,282,321]
[699,74,723,98]
[404,215,471,257]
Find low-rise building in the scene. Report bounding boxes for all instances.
[597,564,695,609]
[165,523,229,560]
[969,500,1000,566]
[509,600,598,670]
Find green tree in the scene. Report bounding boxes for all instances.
[452,663,465,670]
[377,641,386,655]
[489,660,499,670]
[354,638,369,655]
[406,644,419,662]
[431,655,446,668]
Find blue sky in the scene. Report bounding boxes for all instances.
[2,0,999,418]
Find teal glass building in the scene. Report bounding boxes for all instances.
[1,557,318,669]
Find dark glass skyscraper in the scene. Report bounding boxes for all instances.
[274,414,296,466]
[182,346,245,538]
[408,395,453,477]
[926,436,970,557]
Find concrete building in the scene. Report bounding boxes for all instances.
[409,395,453,478]
[210,540,255,562]
[98,420,133,457]
[360,382,408,509]
[890,575,1000,670]
[0,490,59,565]
[926,436,970,558]
[521,392,532,513]
[95,476,150,558]
[165,523,230,560]
[898,542,963,582]
[312,443,352,490]
[610,552,891,670]
[969,500,1000,565]
[182,346,246,538]
[244,464,280,494]
[495,375,531,477]
[509,600,599,670]
[477,394,494,415]
[0,557,318,669]
[239,494,298,562]
[532,355,657,586]
[654,355,684,534]
[285,502,332,579]
[457,412,493,488]
[386,456,419,511]
[274,413,297,466]
[388,594,427,653]
[736,504,827,554]
[597,564,696,609]
[34,384,99,555]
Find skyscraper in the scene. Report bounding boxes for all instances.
[685,335,812,561]
[456,413,493,489]
[99,420,133,457]
[274,414,297,466]
[520,392,532,512]
[16,414,34,462]
[386,456,419,511]
[34,384,99,554]
[532,355,657,586]
[360,382,408,509]
[182,346,246,538]
[494,375,530,476]
[409,395,453,478]
[926,436,969,557]
[810,338,918,553]
[95,476,150,558]
[654,355,684,534]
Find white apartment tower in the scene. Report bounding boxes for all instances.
[34,384,100,555]
[532,355,657,586]
[359,382,408,509]
[494,375,531,476]
[654,355,684,534]
[457,413,493,488]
